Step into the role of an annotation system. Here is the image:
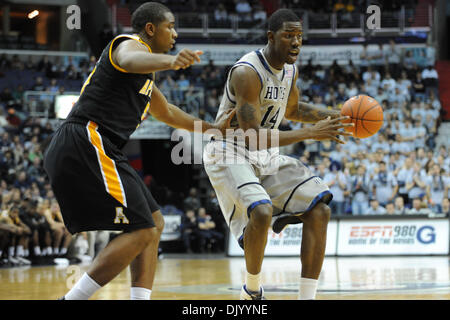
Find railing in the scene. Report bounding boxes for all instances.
[120,5,433,40]
[22,86,204,120]
[158,86,204,118]
[23,91,79,118]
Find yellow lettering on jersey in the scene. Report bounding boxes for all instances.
[139,80,154,97]
[114,207,129,224]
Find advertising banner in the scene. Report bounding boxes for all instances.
[160,215,181,241]
[227,220,338,256]
[337,219,449,255]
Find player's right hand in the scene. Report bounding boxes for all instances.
[310,116,354,144]
[171,49,203,70]
[213,108,237,134]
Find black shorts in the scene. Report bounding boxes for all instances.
[43,119,159,234]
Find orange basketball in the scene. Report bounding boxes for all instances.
[340,95,383,139]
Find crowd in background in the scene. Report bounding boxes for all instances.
[125,0,417,23]
[0,37,448,264]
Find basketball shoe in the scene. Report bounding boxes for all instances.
[240,285,266,300]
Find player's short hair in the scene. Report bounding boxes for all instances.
[268,9,300,32]
[131,2,172,33]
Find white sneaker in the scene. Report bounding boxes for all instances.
[16,257,31,265]
[8,257,21,266]
[240,285,266,300]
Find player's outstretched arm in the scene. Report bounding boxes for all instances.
[149,85,235,134]
[231,66,353,150]
[112,39,202,74]
[284,72,340,123]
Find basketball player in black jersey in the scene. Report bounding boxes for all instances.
[44,2,234,300]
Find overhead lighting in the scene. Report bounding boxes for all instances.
[28,10,39,19]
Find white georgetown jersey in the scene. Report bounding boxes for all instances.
[216,49,297,130]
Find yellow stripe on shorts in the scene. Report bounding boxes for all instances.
[86,121,127,207]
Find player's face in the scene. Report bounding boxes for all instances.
[154,12,178,53]
[273,21,302,64]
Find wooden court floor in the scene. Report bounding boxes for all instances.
[1,254,449,300]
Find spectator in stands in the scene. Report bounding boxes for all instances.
[99,23,114,50]
[380,72,396,94]
[385,39,402,78]
[88,55,96,72]
[37,55,52,73]
[0,53,11,69]
[333,0,345,13]
[426,164,446,213]
[235,0,252,22]
[439,198,449,216]
[214,3,229,22]
[394,196,407,214]
[0,209,22,266]
[372,44,385,72]
[421,65,439,97]
[405,162,427,206]
[203,189,222,223]
[253,3,267,22]
[366,199,387,215]
[385,202,396,215]
[14,171,31,192]
[196,207,224,253]
[19,198,51,261]
[324,162,348,215]
[412,71,426,101]
[0,88,13,104]
[7,205,32,264]
[359,44,370,73]
[42,200,72,257]
[406,198,432,215]
[350,165,370,215]
[32,76,45,91]
[175,73,190,101]
[183,187,201,212]
[180,209,199,253]
[371,161,398,207]
[0,224,13,266]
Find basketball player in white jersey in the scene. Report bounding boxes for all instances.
[203,9,353,300]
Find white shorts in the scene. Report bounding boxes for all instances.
[203,139,332,247]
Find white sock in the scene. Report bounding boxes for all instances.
[46,247,52,255]
[298,277,318,300]
[8,246,14,257]
[34,246,41,256]
[60,247,67,255]
[245,271,262,293]
[65,273,101,300]
[130,287,152,300]
[24,249,29,257]
[53,247,60,255]
[16,245,24,257]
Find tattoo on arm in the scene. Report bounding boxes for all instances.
[297,102,340,123]
[237,102,256,124]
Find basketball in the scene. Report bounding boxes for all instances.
[340,95,383,139]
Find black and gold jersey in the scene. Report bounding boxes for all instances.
[67,34,154,148]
